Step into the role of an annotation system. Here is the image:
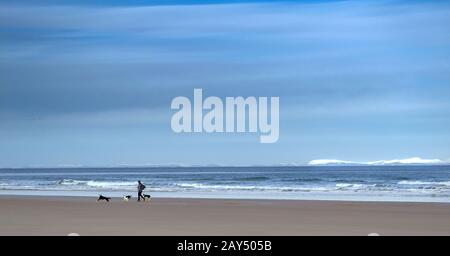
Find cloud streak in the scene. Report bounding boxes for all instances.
[1,1,450,166]
[2,1,450,118]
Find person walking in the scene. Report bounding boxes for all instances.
[137,180,146,202]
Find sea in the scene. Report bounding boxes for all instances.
[0,165,449,202]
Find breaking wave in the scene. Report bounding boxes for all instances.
[1,166,449,202]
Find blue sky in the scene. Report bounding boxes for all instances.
[1,0,450,167]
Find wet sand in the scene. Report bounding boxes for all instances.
[0,196,449,235]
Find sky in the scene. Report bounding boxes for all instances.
[1,0,450,167]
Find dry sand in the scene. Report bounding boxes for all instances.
[0,196,449,236]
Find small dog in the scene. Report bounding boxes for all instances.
[97,194,111,202]
[142,194,151,202]
[123,195,132,201]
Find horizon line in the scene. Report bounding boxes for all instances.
[1,163,449,170]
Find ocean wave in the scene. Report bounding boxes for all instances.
[86,181,136,188]
[1,181,448,196]
[235,176,270,181]
[175,183,341,192]
[398,180,450,186]
[57,179,136,189]
[335,183,366,189]
[284,178,323,182]
[2,179,449,193]
[175,183,259,191]
[332,179,367,183]
[57,179,87,185]
[1,166,449,201]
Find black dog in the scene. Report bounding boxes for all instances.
[123,195,132,201]
[97,194,111,202]
[143,194,151,201]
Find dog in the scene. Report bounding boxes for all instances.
[142,194,151,202]
[123,195,132,201]
[97,194,111,202]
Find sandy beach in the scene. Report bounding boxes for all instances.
[0,196,449,236]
